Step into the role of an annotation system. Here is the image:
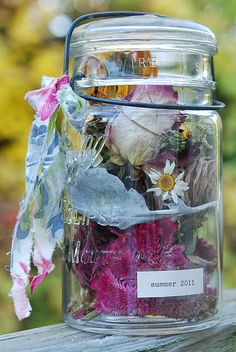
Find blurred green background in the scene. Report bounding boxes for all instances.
[0,0,236,334]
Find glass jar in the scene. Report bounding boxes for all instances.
[61,13,223,335]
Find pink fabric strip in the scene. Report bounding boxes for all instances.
[10,75,70,320]
[25,75,69,121]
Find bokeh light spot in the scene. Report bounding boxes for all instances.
[48,15,72,37]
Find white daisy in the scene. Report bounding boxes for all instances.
[147,160,189,203]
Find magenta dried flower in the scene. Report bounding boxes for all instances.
[91,268,137,315]
[195,237,217,262]
[72,222,117,288]
[192,237,217,274]
[91,218,189,316]
[157,286,217,321]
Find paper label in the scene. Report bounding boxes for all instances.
[137,268,204,298]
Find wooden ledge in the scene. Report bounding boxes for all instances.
[1,289,236,352]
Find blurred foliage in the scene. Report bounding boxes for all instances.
[0,0,236,335]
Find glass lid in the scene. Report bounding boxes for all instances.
[70,14,217,56]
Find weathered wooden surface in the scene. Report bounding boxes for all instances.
[1,290,236,352]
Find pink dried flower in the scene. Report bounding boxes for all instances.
[91,268,136,315]
[72,222,117,288]
[105,86,179,167]
[191,237,217,274]
[144,139,199,172]
[128,85,178,105]
[157,287,217,321]
[91,218,189,316]
[72,222,217,320]
[195,238,217,262]
[72,310,85,320]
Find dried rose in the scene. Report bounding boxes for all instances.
[105,86,179,167]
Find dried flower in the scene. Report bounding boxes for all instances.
[72,222,117,288]
[90,218,189,315]
[105,86,179,167]
[184,157,216,206]
[191,237,217,274]
[162,130,189,154]
[157,287,217,321]
[195,237,217,262]
[147,160,189,203]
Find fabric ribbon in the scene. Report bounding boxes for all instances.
[25,75,69,121]
[10,75,87,320]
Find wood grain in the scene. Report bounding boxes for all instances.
[1,290,236,352]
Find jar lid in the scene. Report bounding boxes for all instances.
[70,14,217,57]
